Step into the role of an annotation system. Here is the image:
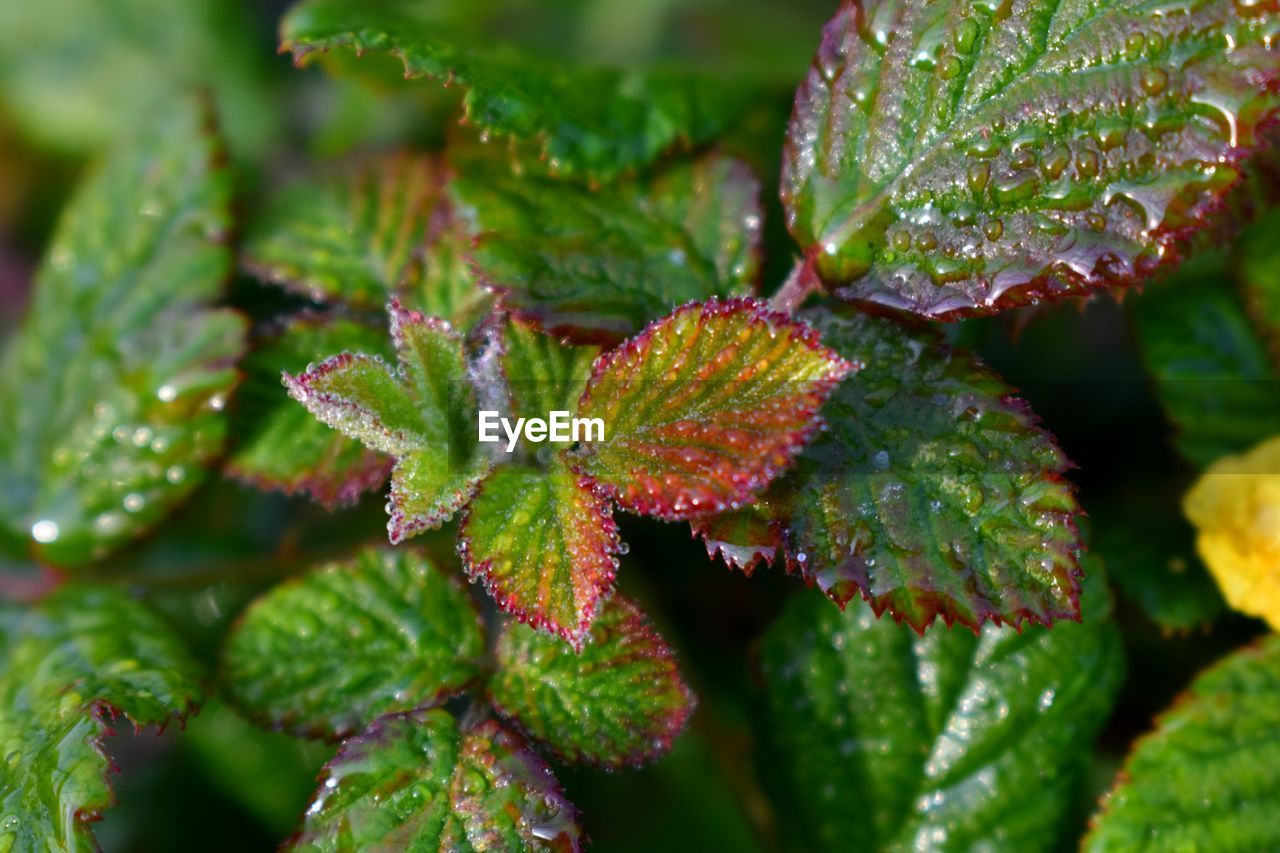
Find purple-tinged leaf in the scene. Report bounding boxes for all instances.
[458,460,620,648]
[285,300,488,543]
[783,0,1280,319]
[490,595,695,768]
[570,298,853,520]
[290,709,581,851]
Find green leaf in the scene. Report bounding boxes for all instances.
[454,150,764,341]
[285,300,489,543]
[459,460,620,648]
[1131,253,1280,468]
[1085,634,1280,851]
[0,98,245,567]
[498,319,601,436]
[0,585,206,850]
[222,547,483,739]
[291,709,582,851]
[1240,206,1280,366]
[280,0,753,180]
[782,0,1280,318]
[242,152,488,326]
[760,560,1124,851]
[571,298,852,520]
[490,595,695,768]
[227,314,394,508]
[0,0,278,156]
[772,309,1083,630]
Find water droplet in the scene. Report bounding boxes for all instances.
[1075,150,1099,178]
[983,219,1003,241]
[967,161,991,192]
[1140,67,1168,96]
[938,55,962,79]
[915,231,938,251]
[123,493,145,513]
[157,384,178,403]
[892,231,912,252]
[953,18,980,54]
[873,450,891,471]
[31,520,59,543]
[1085,212,1107,231]
[1042,146,1071,180]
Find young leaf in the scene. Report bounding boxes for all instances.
[227,314,394,508]
[498,319,601,437]
[458,460,620,648]
[280,0,752,180]
[690,500,783,574]
[782,0,1280,318]
[291,709,581,851]
[761,561,1123,851]
[0,585,206,850]
[285,301,489,543]
[0,98,245,567]
[1086,635,1280,850]
[490,595,695,768]
[775,309,1083,630]
[1131,255,1280,468]
[571,299,852,520]
[1182,433,1280,630]
[222,547,485,739]
[454,150,763,342]
[242,152,487,326]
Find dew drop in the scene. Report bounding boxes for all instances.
[1075,150,1099,178]
[953,18,980,54]
[1140,67,1168,96]
[983,219,1004,241]
[31,520,59,543]
[915,231,938,251]
[892,231,912,252]
[1085,212,1107,231]
[938,55,962,79]
[966,161,991,192]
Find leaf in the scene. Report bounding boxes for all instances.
[1091,493,1224,632]
[1085,634,1280,851]
[1182,433,1280,630]
[689,500,783,574]
[765,309,1084,630]
[490,595,695,768]
[291,709,582,851]
[498,319,601,436]
[458,460,620,648]
[570,298,852,520]
[280,0,753,180]
[0,98,246,567]
[760,560,1124,851]
[454,150,764,341]
[0,585,206,850]
[1240,206,1280,365]
[222,547,485,739]
[782,0,1280,318]
[1131,254,1280,468]
[242,152,488,326]
[285,300,489,543]
[0,0,278,155]
[227,314,394,508]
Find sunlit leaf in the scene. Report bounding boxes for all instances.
[227,314,394,508]
[761,562,1123,851]
[285,300,488,543]
[1086,634,1280,851]
[242,152,488,326]
[0,98,245,566]
[458,460,620,648]
[490,595,695,768]
[1183,433,1280,630]
[291,709,581,851]
[455,150,764,342]
[783,0,1280,318]
[571,298,852,520]
[0,585,206,849]
[281,0,753,179]
[222,547,485,739]
[771,309,1082,630]
[1131,254,1280,468]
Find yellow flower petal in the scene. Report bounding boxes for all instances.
[1183,434,1280,629]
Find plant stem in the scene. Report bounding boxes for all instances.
[769,258,820,314]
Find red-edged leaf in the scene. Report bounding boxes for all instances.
[490,595,695,768]
[782,0,1280,319]
[689,499,783,574]
[570,298,853,520]
[285,300,488,543]
[458,460,620,648]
